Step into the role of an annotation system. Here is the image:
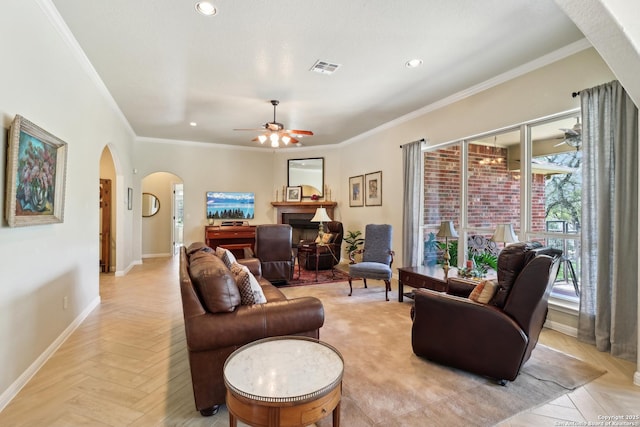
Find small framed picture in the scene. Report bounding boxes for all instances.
[285,186,302,202]
[365,171,382,206]
[349,175,364,207]
[127,187,133,210]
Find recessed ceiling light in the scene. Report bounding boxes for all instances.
[405,58,423,68]
[189,122,197,127]
[195,1,217,16]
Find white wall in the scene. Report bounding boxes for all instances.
[0,0,136,406]
[133,140,345,249]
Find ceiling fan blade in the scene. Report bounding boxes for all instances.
[560,128,580,137]
[287,129,314,136]
[554,140,568,147]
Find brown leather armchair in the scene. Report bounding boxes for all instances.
[411,242,562,384]
[302,221,343,270]
[255,224,295,283]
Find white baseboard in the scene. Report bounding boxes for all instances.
[115,259,142,277]
[544,319,578,337]
[142,253,172,258]
[0,296,101,412]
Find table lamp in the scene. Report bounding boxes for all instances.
[437,221,458,279]
[311,207,332,240]
[492,223,518,248]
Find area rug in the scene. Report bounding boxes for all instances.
[280,281,607,427]
[283,264,353,286]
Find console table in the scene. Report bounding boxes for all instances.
[205,225,256,259]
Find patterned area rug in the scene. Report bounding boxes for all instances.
[283,263,353,286]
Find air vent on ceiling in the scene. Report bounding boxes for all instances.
[310,60,341,75]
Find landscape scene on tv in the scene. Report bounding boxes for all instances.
[206,191,255,220]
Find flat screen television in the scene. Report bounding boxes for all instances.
[206,191,255,220]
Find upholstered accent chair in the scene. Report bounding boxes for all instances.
[348,224,395,301]
[411,242,562,384]
[302,221,344,270]
[255,224,295,283]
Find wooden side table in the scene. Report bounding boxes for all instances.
[397,265,451,302]
[224,336,344,427]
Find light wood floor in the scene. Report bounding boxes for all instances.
[0,256,638,426]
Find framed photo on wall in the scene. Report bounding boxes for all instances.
[285,186,302,202]
[127,187,133,210]
[5,115,68,227]
[365,171,382,206]
[349,175,364,207]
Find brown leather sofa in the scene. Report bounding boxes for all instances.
[179,243,324,416]
[254,224,295,282]
[411,242,562,384]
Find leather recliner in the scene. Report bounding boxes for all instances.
[411,242,562,384]
[255,224,295,282]
[302,221,344,270]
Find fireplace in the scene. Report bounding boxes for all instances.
[271,201,337,245]
[284,214,319,244]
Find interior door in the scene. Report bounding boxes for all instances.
[99,178,111,272]
[173,183,184,255]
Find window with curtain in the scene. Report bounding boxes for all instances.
[422,110,581,302]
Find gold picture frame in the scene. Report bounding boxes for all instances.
[5,115,68,227]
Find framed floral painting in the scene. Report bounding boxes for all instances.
[5,115,68,227]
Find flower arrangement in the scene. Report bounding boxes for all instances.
[310,194,320,201]
[16,140,56,213]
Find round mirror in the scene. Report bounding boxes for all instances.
[142,192,160,217]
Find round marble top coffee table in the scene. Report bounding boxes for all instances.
[223,336,344,427]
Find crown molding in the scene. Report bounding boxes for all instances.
[36,0,136,139]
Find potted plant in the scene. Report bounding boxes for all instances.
[343,230,365,263]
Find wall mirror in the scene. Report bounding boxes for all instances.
[142,192,160,217]
[287,157,324,198]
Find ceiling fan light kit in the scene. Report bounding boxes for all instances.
[234,99,313,148]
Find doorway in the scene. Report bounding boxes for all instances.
[141,172,184,258]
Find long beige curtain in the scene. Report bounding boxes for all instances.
[402,139,424,267]
[579,80,638,361]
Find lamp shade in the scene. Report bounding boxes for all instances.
[492,223,518,243]
[311,207,332,223]
[436,221,458,238]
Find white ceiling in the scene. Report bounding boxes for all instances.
[50,0,585,148]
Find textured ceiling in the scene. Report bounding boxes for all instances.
[51,0,585,148]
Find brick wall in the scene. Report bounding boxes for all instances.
[424,144,546,232]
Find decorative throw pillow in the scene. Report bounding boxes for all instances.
[215,246,226,258]
[315,233,334,244]
[230,263,267,305]
[469,279,498,304]
[218,248,237,269]
[468,281,486,302]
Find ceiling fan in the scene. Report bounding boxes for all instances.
[234,100,313,147]
[554,117,582,150]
